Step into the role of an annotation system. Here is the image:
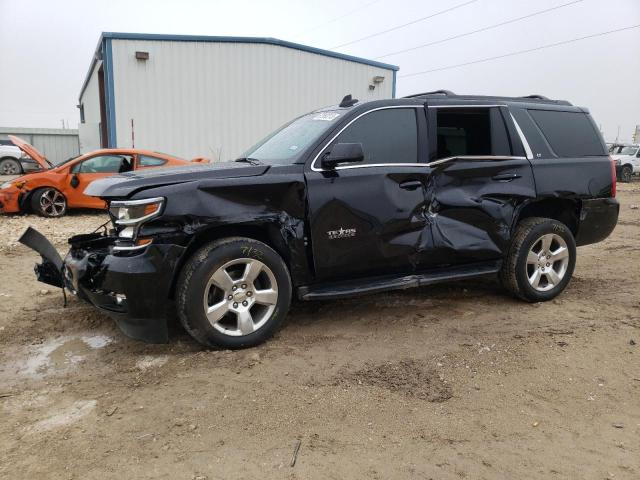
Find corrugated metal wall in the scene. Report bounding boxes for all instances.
[78,62,103,153]
[0,127,79,164]
[110,39,394,160]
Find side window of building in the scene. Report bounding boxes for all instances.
[329,108,418,165]
[72,155,133,173]
[527,109,606,157]
[138,155,167,167]
[434,107,511,160]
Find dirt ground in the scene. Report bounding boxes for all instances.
[1,182,639,480]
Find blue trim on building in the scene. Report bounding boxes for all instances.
[392,71,397,99]
[103,38,117,147]
[100,32,399,72]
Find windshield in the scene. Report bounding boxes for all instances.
[54,155,80,167]
[619,146,639,156]
[239,110,343,164]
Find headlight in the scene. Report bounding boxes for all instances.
[108,197,164,250]
[0,182,13,190]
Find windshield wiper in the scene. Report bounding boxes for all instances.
[234,157,263,165]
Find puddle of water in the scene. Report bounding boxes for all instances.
[24,399,97,434]
[12,334,114,378]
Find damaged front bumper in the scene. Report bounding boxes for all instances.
[20,227,186,343]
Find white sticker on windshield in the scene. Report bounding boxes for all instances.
[313,112,341,121]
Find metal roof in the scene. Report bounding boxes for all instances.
[78,32,399,102]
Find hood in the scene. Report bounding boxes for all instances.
[1,170,42,187]
[84,161,270,198]
[8,135,52,169]
[611,154,635,160]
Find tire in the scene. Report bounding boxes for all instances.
[176,237,292,349]
[619,165,632,183]
[500,217,576,302]
[30,187,67,217]
[0,157,22,175]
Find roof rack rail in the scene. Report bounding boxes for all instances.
[521,94,550,100]
[403,90,456,98]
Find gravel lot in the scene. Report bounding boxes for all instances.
[0,181,639,479]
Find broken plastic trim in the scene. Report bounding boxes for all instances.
[18,227,64,289]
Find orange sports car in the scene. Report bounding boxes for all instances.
[0,135,207,217]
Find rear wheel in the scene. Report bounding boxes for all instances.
[500,217,576,302]
[620,164,633,183]
[0,158,22,175]
[176,237,292,349]
[31,188,67,217]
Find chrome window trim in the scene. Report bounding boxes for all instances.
[322,155,528,171]
[310,105,423,172]
[427,155,526,167]
[310,104,531,172]
[509,113,534,160]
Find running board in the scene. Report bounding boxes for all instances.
[297,261,501,301]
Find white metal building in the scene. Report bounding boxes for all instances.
[78,32,398,160]
[0,127,79,164]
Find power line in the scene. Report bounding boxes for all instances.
[294,0,384,38]
[330,0,478,49]
[375,0,584,59]
[400,24,640,79]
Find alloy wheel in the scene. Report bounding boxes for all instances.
[39,189,66,217]
[202,258,278,336]
[525,233,570,292]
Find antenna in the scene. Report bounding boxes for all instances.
[339,94,359,108]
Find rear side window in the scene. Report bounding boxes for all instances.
[72,155,133,173]
[528,109,606,157]
[434,107,511,160]
[330,108,418,164]
[138,155,167,167]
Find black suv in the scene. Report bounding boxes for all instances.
[22,91,619,348]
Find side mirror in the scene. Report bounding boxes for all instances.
[320,143,364,169]
[70,174,79,188]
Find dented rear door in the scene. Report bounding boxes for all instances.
[422,104,536,266]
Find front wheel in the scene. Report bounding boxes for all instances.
[176,237,292,349]
[31,187,67,217]
[500,217,576,302]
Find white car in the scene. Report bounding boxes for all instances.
[612,145,640,182]
[0,140,43,175]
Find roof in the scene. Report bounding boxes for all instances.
[0,127,79,136]
[79,32,399,101]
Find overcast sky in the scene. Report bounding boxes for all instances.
[0,0,638,142]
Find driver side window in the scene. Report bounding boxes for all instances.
[72,155,133,173]
[329,108,418,165]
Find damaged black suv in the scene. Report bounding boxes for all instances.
[22,91,619,348]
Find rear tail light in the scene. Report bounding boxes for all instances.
[609,156,616,198]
